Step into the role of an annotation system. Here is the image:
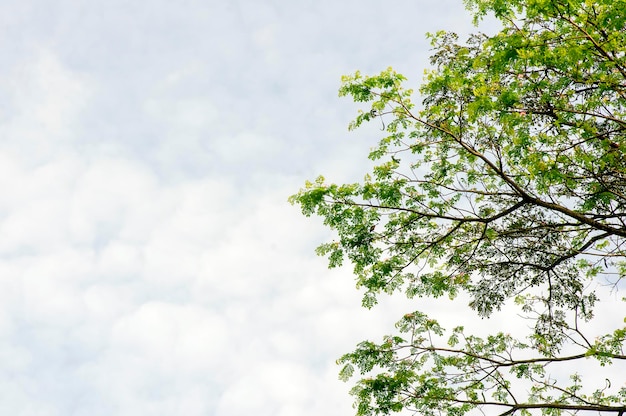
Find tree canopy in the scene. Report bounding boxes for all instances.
[290,0,626,414]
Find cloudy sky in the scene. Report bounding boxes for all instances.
[1,1,623,415]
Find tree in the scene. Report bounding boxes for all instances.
[290,0,626,414]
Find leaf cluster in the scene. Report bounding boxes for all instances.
[290,0,626,414]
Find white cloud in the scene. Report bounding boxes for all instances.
[110,302,229,371]
[144,97,219,134]
[74,301,231,415]
[69,158,160,244]
[0,49,93,166]
[215,361,320,416]
[10,50,92,135]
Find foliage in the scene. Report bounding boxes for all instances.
[290,0,626,414]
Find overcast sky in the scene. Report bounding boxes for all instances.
[0,1,623,415]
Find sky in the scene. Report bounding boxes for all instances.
[0,1,623,415]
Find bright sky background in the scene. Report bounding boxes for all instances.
[0,1,623,415]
